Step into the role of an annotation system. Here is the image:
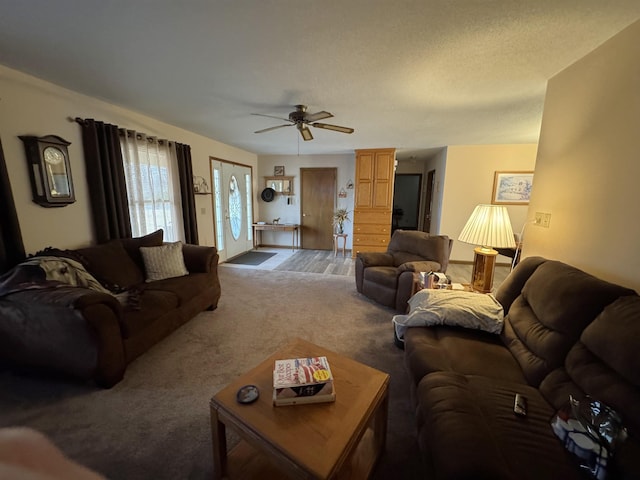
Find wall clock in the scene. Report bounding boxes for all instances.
[19,134,75,207]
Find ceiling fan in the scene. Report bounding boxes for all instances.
[252,104,354,141]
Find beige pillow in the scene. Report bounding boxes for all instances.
[140,241,188,282]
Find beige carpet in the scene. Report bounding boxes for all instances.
[0,267,423,479]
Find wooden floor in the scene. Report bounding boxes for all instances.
[274,249,355,276]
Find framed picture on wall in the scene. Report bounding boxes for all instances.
[274,166,285,176]
[492,171,534,205]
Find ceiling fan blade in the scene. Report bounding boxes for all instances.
[251,113,291,122]
[298,125,313,141]
[305,111,333,122]
[254,124,292,134]
[312,123,354,134]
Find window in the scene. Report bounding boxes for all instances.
[120,131,184,241]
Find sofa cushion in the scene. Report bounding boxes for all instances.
[404,326,526,386]
[580,295,640,387]
[388,231,450,269]
[540,295,640,433]
[363,266,398,289]
[415,372,582,480]
[76,240,144,289]
[500,260,635,387]
[120,229,164,271]
[140,241,188,282]
[396,260,441,273]
[145,272,213,305]
[119,289,180,338]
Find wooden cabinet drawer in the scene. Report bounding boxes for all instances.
[354,223,390,235]
[354,210,391,224]
[353,244,388,256]
[353,233,390,246]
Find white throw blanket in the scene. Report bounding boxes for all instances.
[392,289,505,343]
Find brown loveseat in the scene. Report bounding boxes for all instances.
[404,256,640,479]
[0,230,220,387]
[355,230,453,311]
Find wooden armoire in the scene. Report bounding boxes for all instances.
[352,148,396,256]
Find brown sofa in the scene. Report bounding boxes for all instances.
[356,230,453,311]
[0,230,221,387]
[404,256,640,479]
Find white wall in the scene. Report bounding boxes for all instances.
[257,154,355,248]
[0,65,257,254]
[524,19,640,292]
[440,144,538,262]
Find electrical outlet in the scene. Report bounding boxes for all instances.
[534,212,551,228]
[542,213,551,228]
[534,212,543,226]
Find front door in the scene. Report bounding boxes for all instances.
[300,168,336,250]
[211,158,254,262]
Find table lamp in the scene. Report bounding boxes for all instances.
[458,204,516,293]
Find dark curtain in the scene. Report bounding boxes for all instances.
[0,135,25,273]
[79,119,132,243]
[175,142,198,244]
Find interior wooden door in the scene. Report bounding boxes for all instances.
[300,168,336,250]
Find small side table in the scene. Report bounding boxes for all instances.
[333,233,348,257]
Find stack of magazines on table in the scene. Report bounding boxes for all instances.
[273,356,335,406]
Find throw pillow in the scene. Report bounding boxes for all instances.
[140,241,188,282]
[120,229,164,270]
[76,240,144,289]
[392,289,504,342]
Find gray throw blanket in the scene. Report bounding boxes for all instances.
[0,256,118,299]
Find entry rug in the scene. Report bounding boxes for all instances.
[226,251,277,266]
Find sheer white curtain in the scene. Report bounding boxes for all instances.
[120,130,184,241]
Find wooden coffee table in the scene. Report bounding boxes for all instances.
[210,337,389,479]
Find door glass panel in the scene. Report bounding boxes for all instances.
[228,175,242,240]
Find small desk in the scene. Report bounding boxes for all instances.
[333,233,348,257]
[252,223,299,250]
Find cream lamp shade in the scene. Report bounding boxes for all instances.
[458,204,516,250]
[458,204,516,293]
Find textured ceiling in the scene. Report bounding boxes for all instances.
[1,1,639,159]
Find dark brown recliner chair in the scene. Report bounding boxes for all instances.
[355,230,453,312]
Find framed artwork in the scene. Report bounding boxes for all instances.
[274,166,285,176]
[492,171,534,205]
